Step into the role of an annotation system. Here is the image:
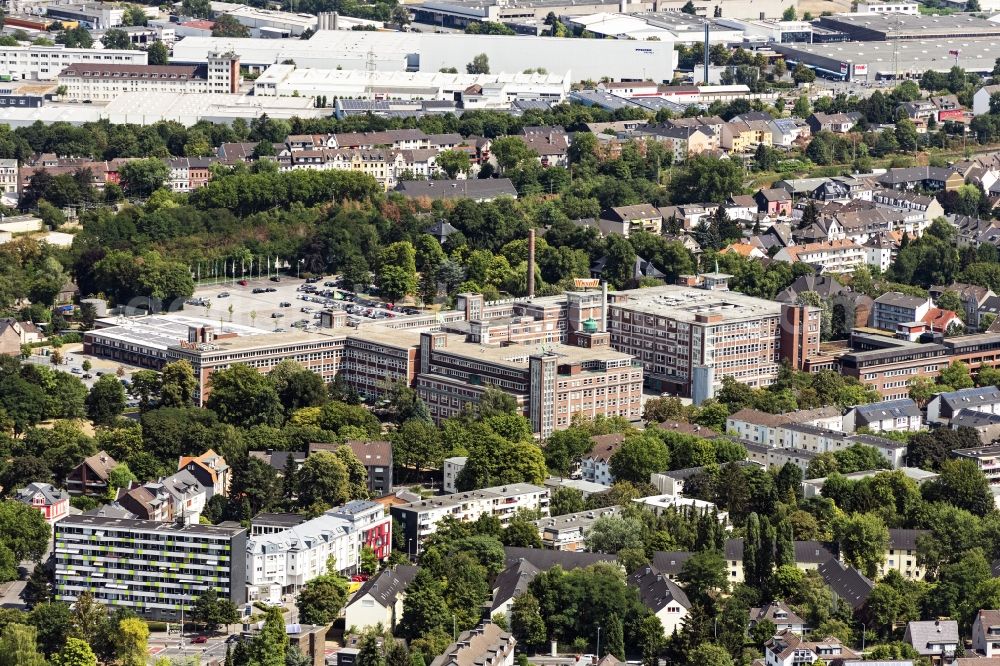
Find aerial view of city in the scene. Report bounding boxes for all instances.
[7,0,1000,664]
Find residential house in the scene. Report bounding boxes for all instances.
[769,117,811,147]
[488,558,539,618]
[343,565,418,633]
[954,444,1000,486]
[882,528,928,580]
[922,307,964,335]
[948,411,1000,446]
[722,240,767,259]
[872,190,944,231]
[817,559,874,611]
[65,451,117,497]
[628,565,691,636]
[972,610,1000,658]
[0,318,42,355]
[806,112,863,133]
[598,203,663,238]
[429,622,515,666]
[639,125,718,163]
[177,449,230,498]
[773,239,866,274]
[657,204,713,230]
[904,620,959,664]
[974,84,1000,116]
[721,119,773,153]
[750,601,808,634]
[811,179,852,202]
[932,94,965,122]
[898,100,939,125]
[726,194,759,221]
[876,166,964,192]
[14,482,70,524]
[117,468,207,524]
[520,126,570,167]
[534,506,621,551]
[309,441,393,496]
[756,188,793,217]
[764,630,859,666]
[580,433,625,485]
[930,283,996,330]
[864,234,899,273]
[927,386,1000,424]
[872,292,933,331]
[726,408,793,447]
[844,398,922,433]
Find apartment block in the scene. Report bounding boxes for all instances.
[57,51,239,101]
[954,444,1000,486]
[872,292,933,331]
[391,484,549,553]
[605,279,818,399]
[53,515,247,621]
[245,500,390,601]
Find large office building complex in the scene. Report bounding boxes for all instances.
[53,515,247,621]
[605,276,820,399]
[0,45,147,81]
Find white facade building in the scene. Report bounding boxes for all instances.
[0,45,147,81]
[245,500,390,600]
[443,456,467,494]
[58,51,239,101]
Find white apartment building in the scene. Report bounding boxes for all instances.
[245,500,390,601]
[57,51,239,101]
[954,444,1000,486]
[391,484,549,553]
[0,158,17,204]
[972,610,1000,658]
[53,515,247,621]
[579,433,624,486]
[855,1,919,13]
[774,239,866,274]
[0,45,147,81]
[443,456,467,494]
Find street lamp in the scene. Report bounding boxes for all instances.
[857,620,867,654]
[178,579,197,650]
[596,626,601,660]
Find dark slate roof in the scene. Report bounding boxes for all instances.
[490,559,540,612]
[952,408,1000,428]
[905,620,960,655]
[795,541,838,564]
[348,565,419,608]
[395,178,518,200]
[938,386,1000,412]
[503,547,616,571]
[817,558,874,610]
[14,482,69,505]
[851,398,921,422]
[887,528,928,551]
[750,601,806,627]
[628,565,691,612]
[651,551,694,576]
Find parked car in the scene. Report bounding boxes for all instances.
[271,312,284,318]
[280,302,291,307]
[269,276,281,282]
[192,636,208,644]
[217,292,230,298]
[238,280,248,286]
[71,367,82,374]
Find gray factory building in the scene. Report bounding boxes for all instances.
[774,37,997,81]
[815,13,1000,40]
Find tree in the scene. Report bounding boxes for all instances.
[160,360,197,407]
[0,457,52,496]
[207,364,283,427]
[0,501,50,562]
[793,63,816,84]
[609,435,670,483]
[123,4,148,25]
[101,29,133,50]
[296,573,347,625]
[671,155,744,204]
[147,40,168,65]
[793,95,810,118]
[391,419,444,479]
[831,513,889,578]
[85,375,126,426]
[490,136,536,173]
[605,613,625,660]
[0,624,46,666]
[550,486,586,516]
[118,618,149,666]
[191,589,238,631]
[377,241,418,303]
[400,569,450,640]
[687,643,733,666]
[585,515,645,554]
[939,360,975,390]
[297,451,350,510]
[782,5,796,19]
[249,606,288,666]
[436,150,471,179]
[466,53,490,74]
[53,637,97,666]
[119,158,168,198]
[360,545,379,575]
[923,458,993,516]
[680,0,696,11]
[212,14,250,37]
[679,550,728,604]
[510,592,546,651]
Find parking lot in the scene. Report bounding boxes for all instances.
[186,275,423,332]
